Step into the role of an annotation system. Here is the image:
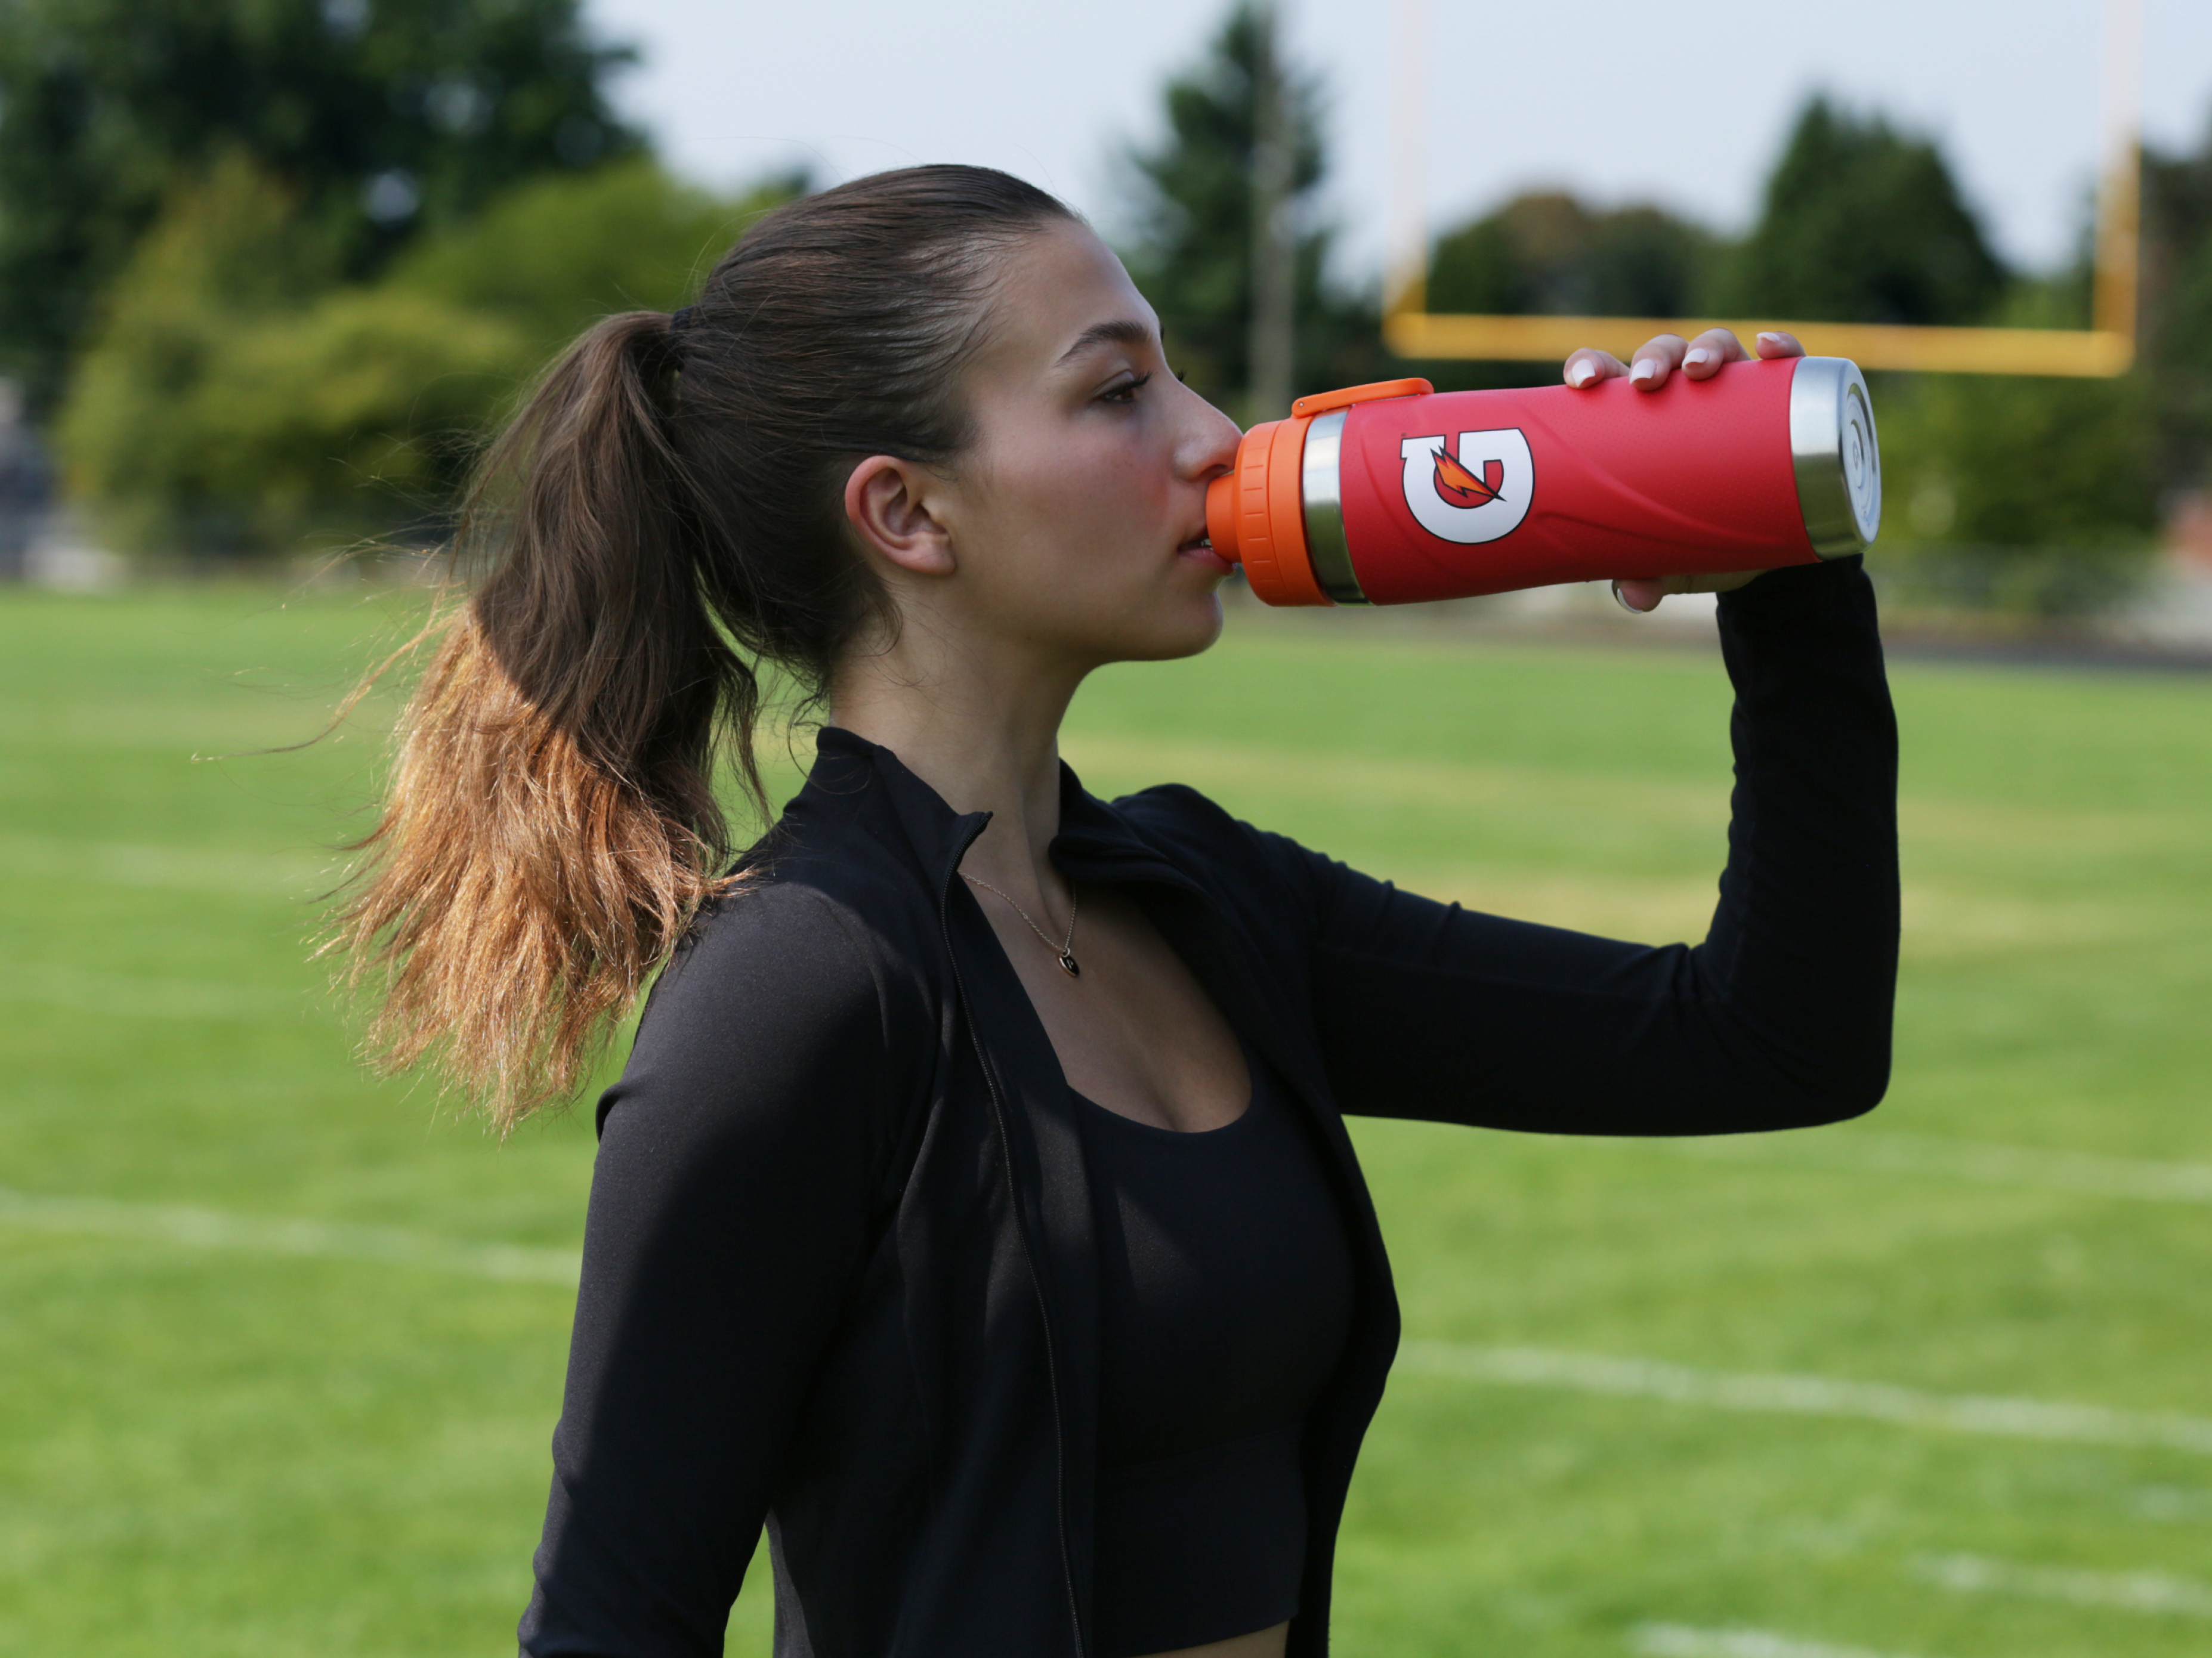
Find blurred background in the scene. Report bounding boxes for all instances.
[1,2,2208,1654]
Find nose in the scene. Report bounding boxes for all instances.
[1180,391,1243,484]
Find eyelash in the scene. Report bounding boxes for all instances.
[1102,372,1153,404]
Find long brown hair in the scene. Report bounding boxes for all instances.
[336,166,1076,1128]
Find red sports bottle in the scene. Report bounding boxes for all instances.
[1204,357,1881,605]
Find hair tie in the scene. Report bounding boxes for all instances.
[659,309,694,369]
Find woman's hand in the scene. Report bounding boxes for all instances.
[1562,326,1805,613]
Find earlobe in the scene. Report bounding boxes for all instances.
[844,456,957,578]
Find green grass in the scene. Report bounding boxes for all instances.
[2,584,2208,1656]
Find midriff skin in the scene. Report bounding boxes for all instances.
[1141,1622,1289,1658]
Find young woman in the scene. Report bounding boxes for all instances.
[343,166,1898,1658]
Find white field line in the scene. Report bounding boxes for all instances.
[1648,1130,2212,1206]
[0,964,313,1020]
[10,1183,2207,1468]
[2134,1484,2212,1521]
[0,833,332,897]
[1913,1552,2212,1617]
[1398,1342,2212,1457]
[0,1185,579,1286]
[1630,1622,1934,1658]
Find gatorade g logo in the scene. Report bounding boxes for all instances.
[1399,429,1534,544]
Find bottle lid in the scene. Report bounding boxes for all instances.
[1790,357,1882,556]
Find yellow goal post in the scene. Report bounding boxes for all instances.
[1380,0,2141,377]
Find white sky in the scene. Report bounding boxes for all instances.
[585,0,2212,281]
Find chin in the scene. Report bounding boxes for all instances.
[1065,599,1221,668]
[1117,590,1224,663]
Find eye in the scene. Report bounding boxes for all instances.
[1101,371,1153,405]
[1174,367,1188,383]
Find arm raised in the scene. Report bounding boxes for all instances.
[1281,555,1898,1136]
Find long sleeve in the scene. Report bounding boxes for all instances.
[1283,555,1898,1135]
[519,884,897,1657]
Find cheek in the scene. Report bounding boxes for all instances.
[991,441,1172,576]
[1068,460,1169,558]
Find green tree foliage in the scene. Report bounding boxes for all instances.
[1873,387,2160,615]
[1725,96,2006,326]
[54,156,520,555]
[2143,122,2212,490]
[1707,93,2168,614]
[1882,373,2157,542]
[1119,3,1380,411]
[1427,191,1714,320]
[55,155,796,557]
[388,157,800,353]
[0,0,638,409]
[2153,243,2212,484]
[1871,282,2160,614]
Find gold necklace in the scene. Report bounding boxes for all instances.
[962,874,1081,977]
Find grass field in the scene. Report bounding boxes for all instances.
[2,582,2208,1657]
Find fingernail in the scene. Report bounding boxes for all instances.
[1567,360,1596,388]
[1757,332,1781,347]
[1684,347,1716,369]
[1630,357,1660,382]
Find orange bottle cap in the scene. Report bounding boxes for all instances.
[1206,379,1434,605]
[1290,378,1433,419]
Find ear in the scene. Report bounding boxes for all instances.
[843,456,956,577]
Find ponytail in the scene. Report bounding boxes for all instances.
[336,166,1074,1126]
[338,311,749,1128]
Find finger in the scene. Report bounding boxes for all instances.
[1679,327,1748,381]
[1612,576,1672,613]
[1626,333,1689,392]
[1564,348,1629,389]
[1674,570,1763,595]
[1753,329,1805,360]
[1613,570,1765,613]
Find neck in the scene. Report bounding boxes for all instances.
[828,608,1089,900]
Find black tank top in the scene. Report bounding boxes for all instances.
[1073,1048,1355,1658]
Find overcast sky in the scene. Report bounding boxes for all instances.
[585,0,2212,281]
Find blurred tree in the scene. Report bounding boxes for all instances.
[1709,92,2170,615]
[1118,2,1381,417]
[388,157,802,352]
[56,154,797,558]
[1723,95,2006,326]
[0,0,639,410]
[54,154,520,556]
[1871,276,2160,614]
[2151,239,2212,486]
[1883,376,2157,546]
[2142,116,2212,491]
[1426,191,1716,320]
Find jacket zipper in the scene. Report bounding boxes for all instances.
[938,864,1088,1658]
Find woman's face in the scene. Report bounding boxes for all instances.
[882,221,1244,670]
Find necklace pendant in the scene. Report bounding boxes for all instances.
[1058,952,1080,978]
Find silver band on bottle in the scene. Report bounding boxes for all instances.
[1300,409,1369,604]
[1789,357,1882,558]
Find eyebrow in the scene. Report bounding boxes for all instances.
[1055,318,1154,366]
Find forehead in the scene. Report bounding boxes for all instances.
[978,221,1157,372]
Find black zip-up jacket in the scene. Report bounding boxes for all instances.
[520,556,1899,1658]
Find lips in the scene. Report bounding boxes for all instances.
[1178,530,1229,572]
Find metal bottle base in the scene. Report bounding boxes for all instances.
[1789,357,1882,557]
